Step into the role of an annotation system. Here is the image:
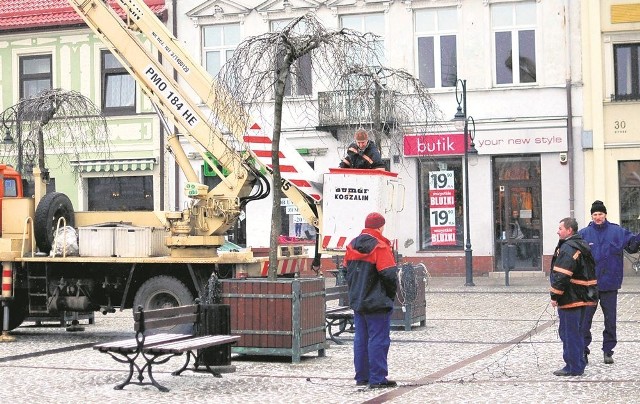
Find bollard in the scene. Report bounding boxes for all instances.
[0,262,16,342]
[502,245,516,286]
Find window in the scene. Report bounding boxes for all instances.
[203,24,241,78]
[87,176,153,211]
[19,55,52,99]
[101,51,136,114]
[3,178,17,197]
[619,161,640,233]
[418,157,463,251]
[614,44,640,101]
[491,2,536,85]
[341,13,385,67]
[415,8,457,88]
[271,20,313,97]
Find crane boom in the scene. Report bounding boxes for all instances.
[66,0,322,252]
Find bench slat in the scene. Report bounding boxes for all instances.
[134,314,198,332]
[93,333,192,353]
[144,335,240,355]
[133,304,198,321]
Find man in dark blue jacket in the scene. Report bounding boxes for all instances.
[339,129,385,170]
[550,217,598,376]
[579,200,640,364]
[344,212,398,388]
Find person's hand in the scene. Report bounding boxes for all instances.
[551,300,557,307]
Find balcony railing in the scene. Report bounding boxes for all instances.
[317,89,396,129]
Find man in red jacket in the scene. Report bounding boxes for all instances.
[343,212,398,388]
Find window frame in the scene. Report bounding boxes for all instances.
[340,13,386,68]
[491,1,537,86]
[271,19,313,98]
[202,23,241,78]
[100,50,136,115]
[414,7,458,89]
[613,43,640,101]
[619,161,640,233]
[19,54,52,99]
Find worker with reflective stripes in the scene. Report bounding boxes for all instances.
[339,129,385,170]
[550,217,598,377]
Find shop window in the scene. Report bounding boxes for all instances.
[87,176,153,211]
[101,50,136,115]
[613,43,640,101]
[418,157,463,251]
[415,7,457,88]
[491,1,537,85]
[19,55,52,99]
[203,24,240,78]
[619,161,640,233]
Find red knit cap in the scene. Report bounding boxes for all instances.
[365,212,385,229]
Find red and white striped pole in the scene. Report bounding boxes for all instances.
[1,262,16,342]
[1,262,12,299]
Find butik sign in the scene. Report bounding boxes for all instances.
[404,133,467,156]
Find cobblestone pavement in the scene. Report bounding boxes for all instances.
[2,273,640,403]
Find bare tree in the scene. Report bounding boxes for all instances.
[215,13,440,279]
[0,88,111,183]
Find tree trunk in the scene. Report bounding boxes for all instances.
[268,64,291,280]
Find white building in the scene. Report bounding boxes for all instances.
[169,0,583,276]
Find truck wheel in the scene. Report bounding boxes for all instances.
[0,289,28,331]
[133,275,195,334]
[34,192,75,254]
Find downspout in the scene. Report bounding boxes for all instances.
[172,0,179,210]
[564,0,575,218]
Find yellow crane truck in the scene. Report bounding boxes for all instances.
[0,0,403,335]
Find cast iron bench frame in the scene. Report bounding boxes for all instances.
[93,303,240,392]
[325,284,354,344]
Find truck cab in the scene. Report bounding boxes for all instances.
[0,164,24,236]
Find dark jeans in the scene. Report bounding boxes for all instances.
[559,306,586,374]
[353,310,392,385]
[582,290,618,356]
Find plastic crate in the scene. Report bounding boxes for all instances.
[78,227,115,257]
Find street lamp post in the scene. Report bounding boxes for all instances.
[453,79,478,287]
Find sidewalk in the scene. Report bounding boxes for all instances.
[1,273,640,403]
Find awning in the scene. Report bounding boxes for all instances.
[71,158,156,173]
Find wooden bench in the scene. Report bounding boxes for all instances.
[325,284,354,344]
[93,303,240,392]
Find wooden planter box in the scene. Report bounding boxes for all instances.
[220,277,326,363]
[391,264,427,330]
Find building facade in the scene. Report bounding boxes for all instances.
[176,0,584,275]
[582,0,640,238]
[0,0,589,276]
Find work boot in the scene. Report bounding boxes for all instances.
[604,352,614,364]
[369,380,398,389]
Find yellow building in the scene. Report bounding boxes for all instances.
[583,1,640,233]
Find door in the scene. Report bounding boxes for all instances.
[493,156,542,271]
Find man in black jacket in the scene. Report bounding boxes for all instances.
[550,217,598,376]
[339,129,385,170]
[344,212,398,388]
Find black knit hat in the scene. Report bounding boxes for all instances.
[590,200,607,214]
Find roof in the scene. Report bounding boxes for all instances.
[0,0,167,32]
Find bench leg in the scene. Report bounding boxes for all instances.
[326,319,344,345]
[173,351,222,378]
[104,351,174,392]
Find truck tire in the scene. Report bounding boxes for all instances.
[133,275,195,334]
[34,192,75,254]
[0,289,28,331]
